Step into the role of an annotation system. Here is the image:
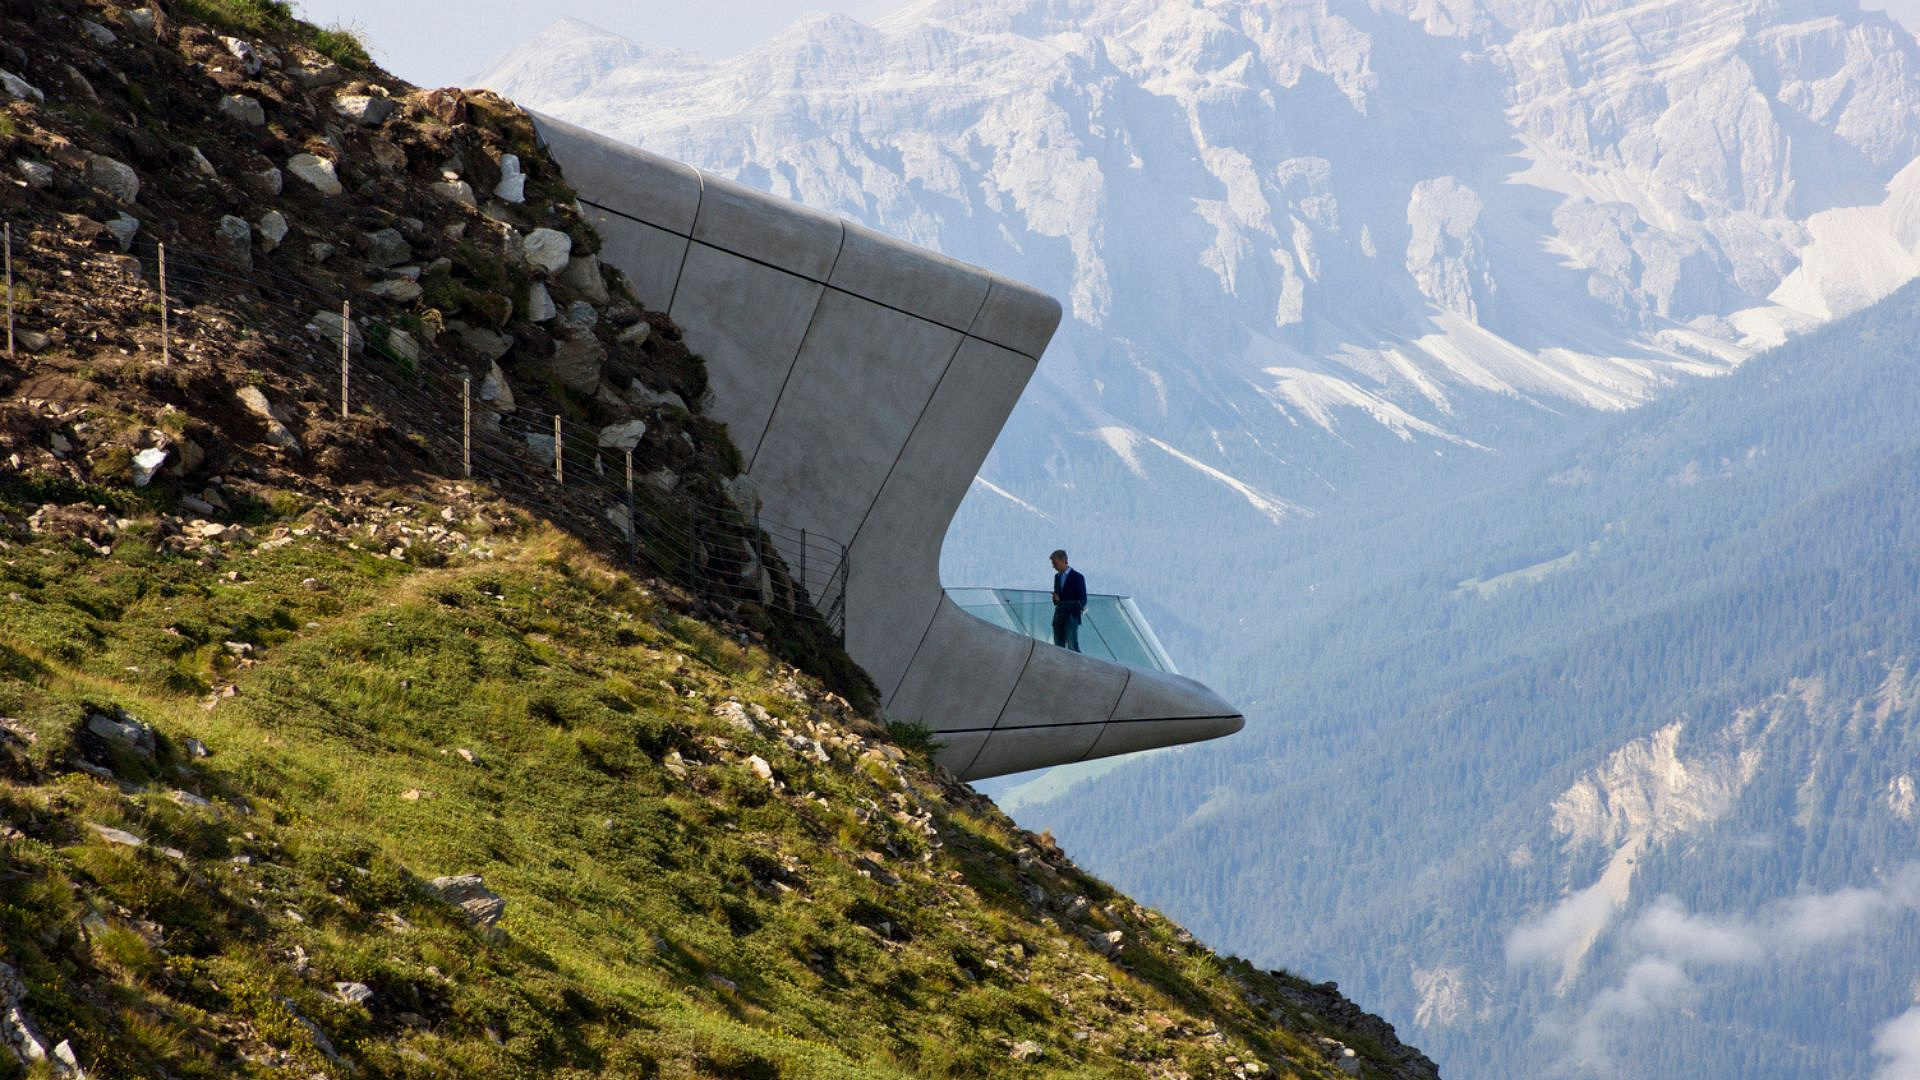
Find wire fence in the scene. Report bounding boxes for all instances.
[0,219,848,638]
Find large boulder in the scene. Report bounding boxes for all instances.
[217,93,265,126]
[548,335,604,394]
[286,153,342,196]
[360,228,411,268]
[522,228,572,274]
[86,153,139,203]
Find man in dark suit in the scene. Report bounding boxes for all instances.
[1050,549,1086,652]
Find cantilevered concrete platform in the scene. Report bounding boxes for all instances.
[532,113,1244,780]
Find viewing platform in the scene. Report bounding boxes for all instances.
[530,111,1244,779]
[948,589,1178,673]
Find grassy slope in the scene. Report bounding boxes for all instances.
[0,481,1417,1079]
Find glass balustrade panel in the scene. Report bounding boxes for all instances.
[946,588,1178,674]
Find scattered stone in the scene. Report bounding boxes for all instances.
[0,961,54,1068]
[128,8,154,34]
[80,19,118,45]
[644,467,678,493]
[334,982,374,1006]
[257,210,289,253]
[522,228,573,274]
[332,93,394,127]
[188,146,217,177]
[308,242,336,264]
[746,755,774,783]
[617,320,653,346]
[15,159,53,190]
[291,62,344,89]
[1011,1040,1044,1063]
[217,93,264,126]
[450,321,513,361]
[221,37,261,75]
[524,430,555,461]
[103,213,139,252]
[385,327,422,364]
[57,62,98,103]
[400,788,424,801]
[361,228,412,268]
[130,447,168,487]
[558,254,609,304]
[169,790,213,810]
[184,737,212,759]
[89,823,146,849]
[524,281,556,322]
[251,166,283,196]
[86,154,139,204]
[456,748,478,765]
[548,335,605,394]
[15,330,50,353]
[286,153,343,196]
[629,378,687,412]
[366,279,423,303]
[235,386,303,454]
[493,154,525,203]
[430,179,476,208]
[87,711,156,758]
[0,69,43,103]
[306,310,364,354]
[214,215,253,271]
[598,419,647,451]
[557,300,598,337]
[478,361,515,412]
[429,875,506,930]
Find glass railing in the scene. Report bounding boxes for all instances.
[946,587,1179,674]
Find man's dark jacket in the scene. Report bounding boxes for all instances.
[1054,567,1087,613]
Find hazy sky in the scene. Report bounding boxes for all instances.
[299,0,1920,91]
[292,0,912,89]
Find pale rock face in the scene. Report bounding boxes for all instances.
[1891,775,1918,821]
[522,228,573,274]
[86,154,139,204]
[218,93,265,126]
[257,210,289,253]
[494,154,527,203]
[286,153,342,196]
[478,0,1920,501]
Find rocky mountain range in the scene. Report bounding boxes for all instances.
[481,0,1920,513]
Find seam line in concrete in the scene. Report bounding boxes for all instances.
[983,636,1038,735]
[943,713,1244,735]
[879,596,945,708]
[1077,669,1133,762]
[582,198,1042,360]
[842,327,970,550]
[663,181,703,316]
[744,224,847,475]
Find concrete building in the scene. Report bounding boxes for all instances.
[532,114,1243,780]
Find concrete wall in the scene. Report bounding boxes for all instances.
[533,113,1243,780]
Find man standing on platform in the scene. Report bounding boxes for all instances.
[1050,549,1086,652]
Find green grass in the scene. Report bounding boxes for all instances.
[176,0,295,33]
[311,25,371,70]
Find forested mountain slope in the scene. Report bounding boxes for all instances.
[1015,276,1920,1078]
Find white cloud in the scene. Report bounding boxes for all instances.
[1525,864,1920,1076]
[1507,880,1621,967]
[1873,1007,1920,1080]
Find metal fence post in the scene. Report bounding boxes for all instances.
[799,528,808,600]
[461,375,472,479]
[339,300,350,417]
[4,222,13,360]
[623,447,636,564]
[158,241,169,364]
[553,414,563,483]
